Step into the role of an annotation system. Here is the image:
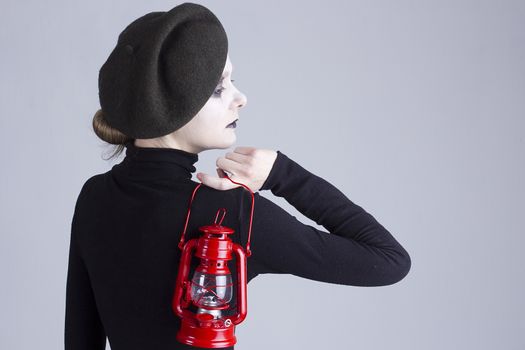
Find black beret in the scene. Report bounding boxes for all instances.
[98,2,228,139]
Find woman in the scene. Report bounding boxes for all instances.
[65,3,411,349]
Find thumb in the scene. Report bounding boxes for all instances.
[196,171,238,191]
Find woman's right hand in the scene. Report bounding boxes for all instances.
[196,146,278,192]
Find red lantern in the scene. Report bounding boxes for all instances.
[172,177,254,348]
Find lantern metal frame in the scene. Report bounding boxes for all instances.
[172,176,254,348]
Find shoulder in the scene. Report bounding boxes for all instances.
[79,174,104,196]
[187,181,248,222]
[189,180,246,201]
[74,173,107,210]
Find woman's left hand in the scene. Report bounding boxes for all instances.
[196,146,277,192]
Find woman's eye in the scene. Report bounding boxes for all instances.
[213,80,235,97]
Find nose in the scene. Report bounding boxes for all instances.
[235,91,247,109]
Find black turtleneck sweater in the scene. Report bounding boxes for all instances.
[65,141,411,349]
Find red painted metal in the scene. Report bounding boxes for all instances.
[172,176,254,348]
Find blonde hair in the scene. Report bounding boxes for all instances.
[92,109,134,160]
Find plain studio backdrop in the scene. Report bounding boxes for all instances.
[1,0,523,349]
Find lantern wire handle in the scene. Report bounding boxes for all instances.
[214,208,227,226]
[178,176,255,257]
[178,182,203,250]
[222,176,254,257]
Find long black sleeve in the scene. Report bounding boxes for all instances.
[64,180,107,349]
[64,143,411,349]
[241,151,411,286]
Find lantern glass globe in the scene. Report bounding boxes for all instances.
[191,272,233,307]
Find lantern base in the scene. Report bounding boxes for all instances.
[177,317,236,349]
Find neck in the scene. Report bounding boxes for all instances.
[116,140,199,182]
[134,137,200,155]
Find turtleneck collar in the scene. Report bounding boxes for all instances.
[120,140,199,181]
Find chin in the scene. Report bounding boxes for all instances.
[223,138,236,149]
[212,135,237,150]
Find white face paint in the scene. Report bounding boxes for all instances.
[168,54,248,153]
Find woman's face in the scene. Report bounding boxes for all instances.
[169,54,248,153]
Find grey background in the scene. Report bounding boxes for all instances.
[1,0,523,349]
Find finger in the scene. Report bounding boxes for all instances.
[225,151,251,164]
[217,167,232,178]
[233,146,257,155]
[216,168,227,178]
[216,157,244,176]
[199,172,238,191]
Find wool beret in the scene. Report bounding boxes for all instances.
[98,2,228,139]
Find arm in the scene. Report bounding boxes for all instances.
[65,180,106,349]
[242,151,411,287]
